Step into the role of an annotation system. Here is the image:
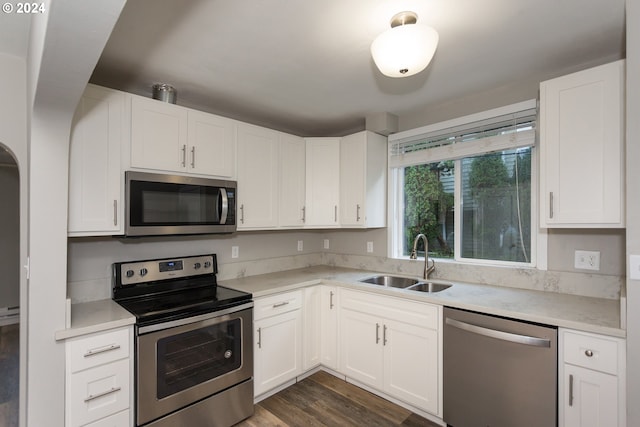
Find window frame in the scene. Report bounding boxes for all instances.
[387,100,547,269]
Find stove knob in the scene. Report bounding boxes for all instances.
[126,269,134,278]
[140,268,148,277]
[194,262,202,269]
[204,261,212,269]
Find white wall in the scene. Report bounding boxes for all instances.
[625,0,639,425]
[0,51,27,427]
[25,1,126,426]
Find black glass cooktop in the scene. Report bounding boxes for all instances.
[115,285,252,327]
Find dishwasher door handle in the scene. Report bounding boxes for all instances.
[445,317,551,348]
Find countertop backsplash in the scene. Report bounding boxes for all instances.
[67,250,622,303]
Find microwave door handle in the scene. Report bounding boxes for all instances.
[219,188,229,224]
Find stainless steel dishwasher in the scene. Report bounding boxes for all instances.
[443,307,557,427]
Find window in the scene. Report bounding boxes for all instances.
[389,101,537,266]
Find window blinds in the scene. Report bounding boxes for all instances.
[389,105,537,168]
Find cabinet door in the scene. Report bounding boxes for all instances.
[187,111,236,178]
[540,60,624,227]
[279,133,306,227]
[384,320,439,414]
[237,124,279,229]
[254,310,302,396]
[340,132,366,226]
[563,364,618,427]
[69,85,125,235]
[305,138,340,226]
[320,286,338,370]
[339,309,384,389]
[130,96,188,172]
[302,286,321,370]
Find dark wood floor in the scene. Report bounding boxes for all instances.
[235,371,441,427]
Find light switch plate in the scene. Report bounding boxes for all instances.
[323,239,330,249]
[367,242,374,253]
[297,240,303,251]
[574,250,600,271]
[630,255,640,280]
[231,246,239,259]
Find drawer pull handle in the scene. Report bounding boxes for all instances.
[375,323,380,344]
[84,386,121,403]
[84,344,121,358]
[257,327,262,349]
[329,291,334,309]
[273,301,290,308]
[383,324,388,346]
[585,349,594,357]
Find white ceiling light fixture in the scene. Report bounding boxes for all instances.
[371,11,439,78]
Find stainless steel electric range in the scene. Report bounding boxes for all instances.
[112,254,254,427]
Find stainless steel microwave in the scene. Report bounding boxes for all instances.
[125,171,236,236]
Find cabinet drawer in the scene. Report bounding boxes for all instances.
[563,330,619,375]
[340,289,439,329]
[84,409,130,427]
[68,327,130,373]
[67,358,130,427]
[254,290,303,320]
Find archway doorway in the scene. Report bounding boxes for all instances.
[0,144,19,427]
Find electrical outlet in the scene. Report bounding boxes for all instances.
[231,246,239,259]
[323,239,330,249]
[367,241,374,253]
[574,250,600,271]
[297,240,303,251]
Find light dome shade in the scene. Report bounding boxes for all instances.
[371,24,439,78]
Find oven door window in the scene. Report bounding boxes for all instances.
[156,318,242,399]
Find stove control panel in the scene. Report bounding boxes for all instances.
[118,255,215,286]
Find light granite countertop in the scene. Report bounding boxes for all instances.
[57,265,624,340]
[55,298,135,341]
[219,265,624,338]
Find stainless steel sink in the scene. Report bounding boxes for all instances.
[405,281,452,293]
[359,275,420,288]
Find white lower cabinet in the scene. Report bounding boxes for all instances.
[302,286,322,370]
[319,285,338,370]
[559,328,626,427]
[253,290,303,397]
[339,288,441,415]
[65,326,132,427]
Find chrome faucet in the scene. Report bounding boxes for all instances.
[410,233,435,280]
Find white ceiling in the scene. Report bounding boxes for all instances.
[90,0,624,136]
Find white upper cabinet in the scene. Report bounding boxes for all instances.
[340,131,387,228]
[68,85,126,236]
[237,123,279,229]
[279,133,306,227]
[130,95,236,178]
[187,110,236,178]
[540,60,625,227]
[131,96,188,172]
[305,137,340,227]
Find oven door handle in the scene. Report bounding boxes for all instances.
[138,301,254,334]
[219,188,229,225]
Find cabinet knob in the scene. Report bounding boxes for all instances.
[585,349,594,357]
